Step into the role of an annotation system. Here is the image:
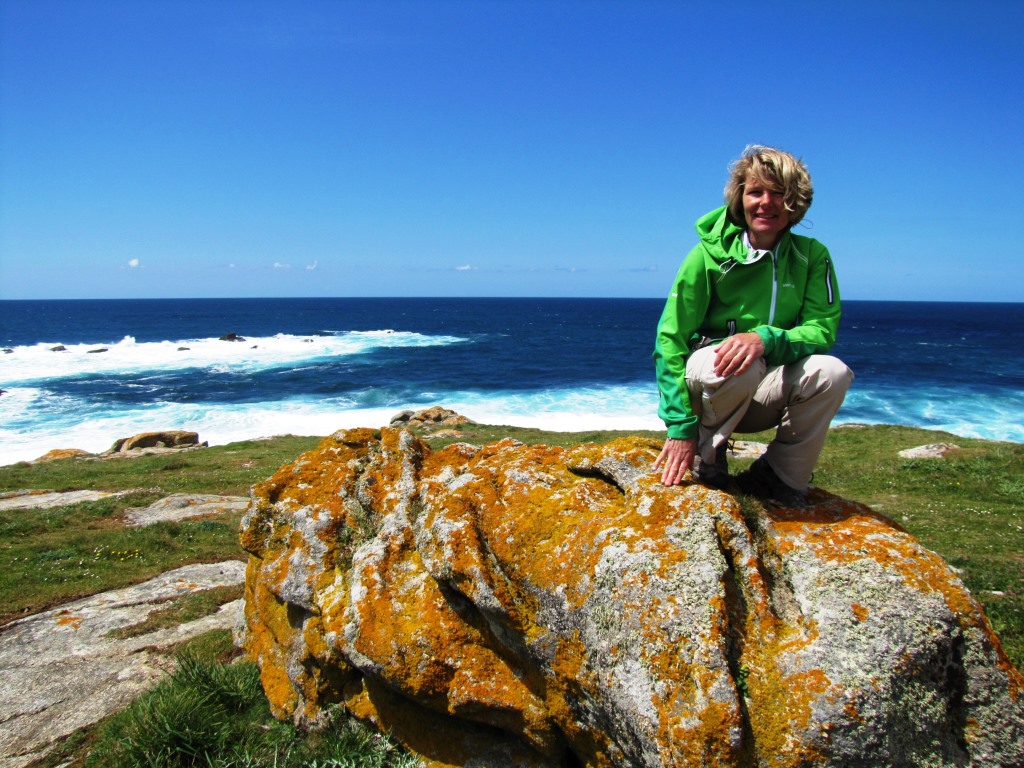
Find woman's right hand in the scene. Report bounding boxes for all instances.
[653,437,697,486]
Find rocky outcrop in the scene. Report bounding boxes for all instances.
[106,430,206,455]
[239,429,1023,768]
[124,493,249,527]
[29,448,94,463]
[0,561,245,768]
[898,443,962,459]
[0,489,139,511]
[390,406,475,429]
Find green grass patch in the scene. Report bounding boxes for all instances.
[0,492,245,625]
[169,628,246,665]
[81,651,415,768]
[31,636,415,767]
[0,435,322,496]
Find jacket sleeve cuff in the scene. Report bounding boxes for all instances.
[753,326,778,355]
[666,421,698,440]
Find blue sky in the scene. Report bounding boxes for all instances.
[1,0,1021,301]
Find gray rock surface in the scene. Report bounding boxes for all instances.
[0,561,246,768]
[0,489,137,512]
[725,439,766,459]
[123,493,249,527]
[898,442,962,459]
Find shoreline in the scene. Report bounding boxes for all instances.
[1,415,1015,469]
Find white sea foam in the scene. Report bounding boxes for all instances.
[2,342,1021,466]
[0,384,666,465]
[0,331,465,385]
[837,389,1024,443]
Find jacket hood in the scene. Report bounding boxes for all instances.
[695,206,788,264]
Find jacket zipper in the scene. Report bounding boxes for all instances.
[768,250,779,325]
[825,257,835,305]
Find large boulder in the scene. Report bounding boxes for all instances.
[238,429,1023,767]
[106,430,204,454]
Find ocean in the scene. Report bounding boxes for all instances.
[1,298,1022,466]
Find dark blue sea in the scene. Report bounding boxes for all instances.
[1,298,1022,465]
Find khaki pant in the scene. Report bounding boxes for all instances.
[685,347,854,489]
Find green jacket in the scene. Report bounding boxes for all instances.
[654,206,842,439]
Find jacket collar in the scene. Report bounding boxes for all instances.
[741,230,780,264]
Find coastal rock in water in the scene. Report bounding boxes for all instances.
[239,429,1024,768]
[898,442,962,459]
[106,430,204,454]
[219,332,246,342]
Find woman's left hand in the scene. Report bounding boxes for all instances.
[713,332,765,377]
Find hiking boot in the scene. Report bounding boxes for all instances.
[693,449,730,489]
[735,457,808,508]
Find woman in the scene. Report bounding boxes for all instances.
[652,145,853,506]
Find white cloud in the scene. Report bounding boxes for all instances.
[127,258,140,268]
[306,260,318,271]
[273,262,291,269]
[454,264,475,271]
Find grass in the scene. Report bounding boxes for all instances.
[0,436,319,625]
[1,422,1021,766]
[0,435,322,497]
[30,633,416,768]
[0,491,243,624]
[80,650,416,768]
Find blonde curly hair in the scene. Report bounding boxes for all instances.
[724,145,813,228]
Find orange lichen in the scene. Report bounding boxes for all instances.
[766,495,986,627]
[55,610,82,630]
[747,666,831,766]
[240,430,1024,766]
[547,632,617,766]
[663,698,744,768]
